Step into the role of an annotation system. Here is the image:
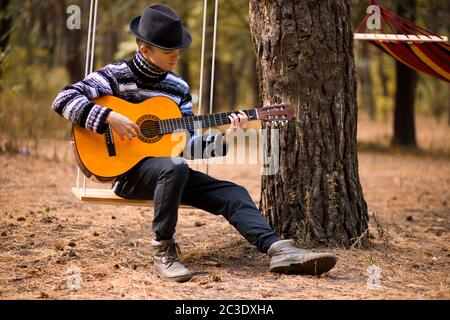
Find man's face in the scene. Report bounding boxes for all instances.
[140,45,180,72]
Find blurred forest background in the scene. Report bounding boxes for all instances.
[0,0,449,155]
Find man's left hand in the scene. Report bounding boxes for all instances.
[224,110,248,144]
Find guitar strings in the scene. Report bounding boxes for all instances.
[137,109,259,136]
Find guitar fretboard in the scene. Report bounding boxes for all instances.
[158,109,258,134]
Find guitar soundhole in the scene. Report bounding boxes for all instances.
[136,115,163,144]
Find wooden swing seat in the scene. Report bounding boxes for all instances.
[71,187,192,208]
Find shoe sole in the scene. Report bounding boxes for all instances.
[270,255,337,276]
[154,271,193,283]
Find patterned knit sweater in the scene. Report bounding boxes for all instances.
[52,51,227,159]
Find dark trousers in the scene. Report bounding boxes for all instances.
[113,157,280,253]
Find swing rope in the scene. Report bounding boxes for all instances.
[195,0,208,172]
[76,0,98,194]
[205,0,220,175]
[196,0,219,174]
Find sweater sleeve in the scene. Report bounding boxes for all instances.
[51,65,118,134]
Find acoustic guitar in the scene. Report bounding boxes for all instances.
[71,96,294,181]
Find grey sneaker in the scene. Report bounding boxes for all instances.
[268,240,337,275]
[151,239,193,283]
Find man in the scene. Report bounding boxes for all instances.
[52,4,337,282]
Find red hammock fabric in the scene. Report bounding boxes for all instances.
[355,0,450,82]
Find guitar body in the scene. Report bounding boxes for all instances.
[72,96,188,181]
[71,95,294,182]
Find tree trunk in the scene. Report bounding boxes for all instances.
[200,4,219,114]
[65,28,84,83]
[359,43,376,119]
[100,30,119,67]
[0,0,12,91]
[448,89,450,127]
[392,0,417,147]
[51,0,84,83]
[250,54,260,107]
[377,51,389,98]
[179,47,191,86]
[249,0,368,248]
[178,1,191,85]
[221,62,236,110]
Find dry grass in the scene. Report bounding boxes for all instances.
[357,113,450,158]
[0,115,449,300]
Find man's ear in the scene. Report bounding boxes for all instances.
[138,45,147,56]
[139,44,153,58]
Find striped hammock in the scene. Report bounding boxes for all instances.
[354,0,450,82]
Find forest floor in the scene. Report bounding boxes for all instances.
[0,115,449,300]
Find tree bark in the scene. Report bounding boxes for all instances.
[249,0,368,248]
[200,3,219,114]
[178,1,191,85]
[377,51,388,98]
[250,54,260,107]
[0,0,12,91]
[100,30,119,67]
[448,89,450,127]
[179,47,191,86]
[359,43,376,119]
[53,0,84,83]
[225,61,237,110]
[64,29,84,83]
[392,0,417,147]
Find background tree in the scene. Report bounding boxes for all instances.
[249,0,369,248]
[61,0,84,83]
[0,0,12,91]
[392,0,418,147]
[418,0,450,126]
[358,43,376,120]
[0,0,448,154]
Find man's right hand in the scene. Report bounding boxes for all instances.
[105,111,140,141]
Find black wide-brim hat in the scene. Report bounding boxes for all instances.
[130,4,192,50]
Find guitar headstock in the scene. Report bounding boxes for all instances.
[257,103,295,126]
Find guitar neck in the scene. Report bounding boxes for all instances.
[158,109,258,134]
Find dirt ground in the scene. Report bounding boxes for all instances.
[0,116,449,300]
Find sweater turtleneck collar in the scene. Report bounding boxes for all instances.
[128,50,168,83]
